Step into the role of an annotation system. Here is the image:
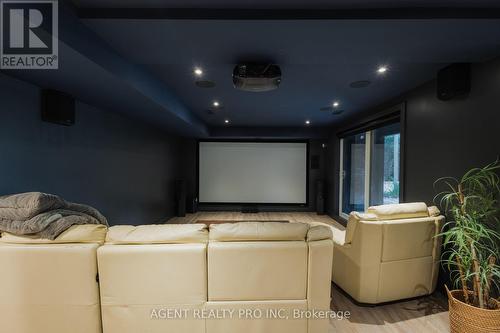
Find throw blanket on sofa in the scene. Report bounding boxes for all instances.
[0,192,108,240]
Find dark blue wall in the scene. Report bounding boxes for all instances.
[326,57,500,221]
[0,73,185,225]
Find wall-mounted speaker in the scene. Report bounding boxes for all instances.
[41,89,75,126]
[310,155,320,170]
[437,63,471,101]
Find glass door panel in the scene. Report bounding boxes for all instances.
[341,133,366,215]
[370,123,400,205]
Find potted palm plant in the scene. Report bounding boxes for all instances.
[434,161,500,332]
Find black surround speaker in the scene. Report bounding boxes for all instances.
[187,195,198,214]
[316,180,325,215]
[175,180,186,217]
[437,63,471,101]
[310,155,320,170]
[41,90,75,126]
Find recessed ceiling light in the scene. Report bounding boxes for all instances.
[194,67,203,76]
[224,119,230,124]
[377,65,388,74]
[305,120,310,125]
[213,101,220,107]
[333,101,340,108]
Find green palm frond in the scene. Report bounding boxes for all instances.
[435,160,500,309]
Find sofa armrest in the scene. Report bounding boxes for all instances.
[332,229,346,246]
[307,238,333,333]
[332,221,383,303]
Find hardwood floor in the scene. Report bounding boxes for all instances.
[330,285,449,332]
[167,211,345,228]
[167,211,450,332]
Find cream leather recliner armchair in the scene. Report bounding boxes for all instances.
[332,202,444,304]
[0,224,108,333]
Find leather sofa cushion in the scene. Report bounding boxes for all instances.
[0,224,107,244]
[98,243,207,333]
[378,256,434,302]
[381,217,442,262]
[208,241,307,301]
[344,203,440,245]
[105,224,208,244]
[101,304,205,333]
[98,243,207,305]
[367,202,429,220]
[205,300,307,333]
[209,222,308,241]
[0,243,102,333]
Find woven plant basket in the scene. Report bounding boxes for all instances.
[446,286,500,333]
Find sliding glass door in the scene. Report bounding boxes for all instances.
[339,122,401,218]
[370,123,400,205]
[340,133,367,216]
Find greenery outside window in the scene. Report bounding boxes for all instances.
[339,122,401,218]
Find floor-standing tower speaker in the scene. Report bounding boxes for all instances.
[187,195,198,214]
[316,180,325,215]
[175,180,186,217]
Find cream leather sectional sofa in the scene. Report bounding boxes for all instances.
[0,221,333,333]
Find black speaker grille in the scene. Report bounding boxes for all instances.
[310,155,320,169]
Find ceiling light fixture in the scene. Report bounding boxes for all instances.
[194,67,203,76]
[224,119,230,124]
[333,101,340,108]
[213,101,220,107]
[377,65,388,74]
[305,120,310,125]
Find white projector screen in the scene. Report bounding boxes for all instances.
[199,142,308,204]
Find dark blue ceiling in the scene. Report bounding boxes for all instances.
[3,1,500,137]
[2,3,208,136]
[81,19,500,127]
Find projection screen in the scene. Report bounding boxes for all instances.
[198,141,308,204]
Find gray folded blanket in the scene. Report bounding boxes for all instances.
[0,192,108,240]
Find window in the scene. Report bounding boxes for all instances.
[339,122,401,218]
[370,123,400,206]
[339,133,367,215]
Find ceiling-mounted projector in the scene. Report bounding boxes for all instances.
[233,64,281,92]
